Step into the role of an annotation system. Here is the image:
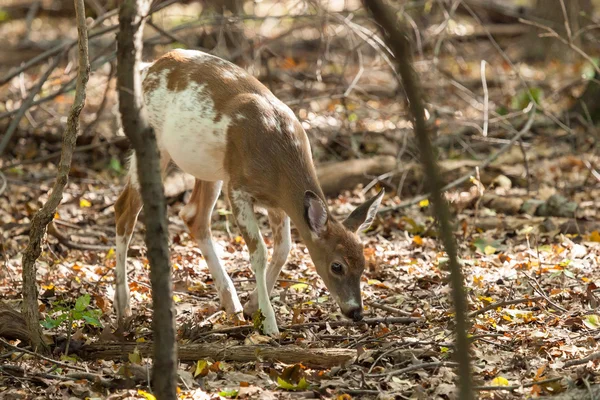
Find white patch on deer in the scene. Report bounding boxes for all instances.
[230,190,261,242]
[143,71,231,182]
[271,216,291,267]
[221,69,238,81]
[127,153,140,190]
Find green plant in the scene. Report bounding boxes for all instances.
[41,294,102,330]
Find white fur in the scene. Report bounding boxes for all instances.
[114,235,131,319]
[144,74,230,182]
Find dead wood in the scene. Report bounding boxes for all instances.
[474,194,578,218]
[472,216,598,235]
[78,343,356,369]
[317,156,397,196]
[0,302,31,343]
[539,384,600,400]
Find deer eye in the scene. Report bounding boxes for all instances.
[331,262,344,275]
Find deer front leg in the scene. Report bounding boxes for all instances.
[244,209,291,318]
[228,187,279,336]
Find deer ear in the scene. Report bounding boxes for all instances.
[343,189,384,233]
[304,191,328,235]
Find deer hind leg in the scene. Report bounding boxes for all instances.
[227,186,278,335]
[243,209,291,318]
[113,152,170,321]
[180,179,243,318]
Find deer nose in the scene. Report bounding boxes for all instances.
[346,307,363,322]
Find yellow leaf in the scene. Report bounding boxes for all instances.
[136,337,146,343]
[129,350,142,364]
[54,212,60,220]
[484,245,497,255]
[105,248,115,259]
[72,264,82,271]
[502,315,512,322]
[79,198,92,208]
[413,235,423,246]
[173,295,181,303]
[367,279,382,285]
[491,376,510,386]
[234,236,243,244]
[137,389,156,400]
[419,199,429,207]
[194,360,210,377]
[290,283,309,292]
[588,231,600,242]
[41,283,54,290]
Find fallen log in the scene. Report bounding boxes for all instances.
[0,302,31,343]
[317,156,397,196]
[472,216,598,235]
[78,343,356,369]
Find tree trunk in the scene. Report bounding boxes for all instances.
[362,1,474,399]
[116,1,177,399]
[19,0,89,354]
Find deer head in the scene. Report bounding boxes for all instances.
[301,189,385,321]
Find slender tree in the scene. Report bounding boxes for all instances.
[116,0,177,398]
[362,1,474,398]
[20,0,89,353]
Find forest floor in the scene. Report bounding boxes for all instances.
[1,2,600,399]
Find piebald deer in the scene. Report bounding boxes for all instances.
[114,49,384,335]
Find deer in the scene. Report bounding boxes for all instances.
[113,49,384,335]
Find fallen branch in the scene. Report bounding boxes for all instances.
[368,361,459,379]
[366,301,412,317]
[0,364,117,389]
[472,215,598,235]
[0,338,89,373]
[379,103,536,214]
[317,156,397,196]
[191,316,419,339]
[469,296,544,318]
[78,343,356,369]
[475,376,564,391]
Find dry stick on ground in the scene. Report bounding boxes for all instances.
[0,53,65,155]
[0,338,89,373]
[191,316,418,339]
[0,364,116,389]
[475,376,564,391]
[19,0,89,354]
[468,296,544,318]
[379,105,536,213]
[362,1,474,399]
[79,343,355,369]
[117,0,176,398]
[366,301,412,317]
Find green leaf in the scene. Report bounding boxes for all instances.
[277,376,310,391]
[82,315,101,327]
[510,87,543,110]
[584,315,600,329]
[75,294,90,312]
[563,269,575,279]
[109,157,123,174]
[218,389,239,398]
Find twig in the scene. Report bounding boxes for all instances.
[366,301,412,317]
[480,60,489,137]
[0,364,116,388]
[1,137,127,172]
[368,361,459,379]
[0,171,6,196]
[565,350,600,367]
[519,18,600,76]
[0,53,64,155]
[469,296,544,318]
[524,274,569,313]
[0,338,88,373]
[475,376,564,391]
[192,316,419,339]
[380,103,536,213]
